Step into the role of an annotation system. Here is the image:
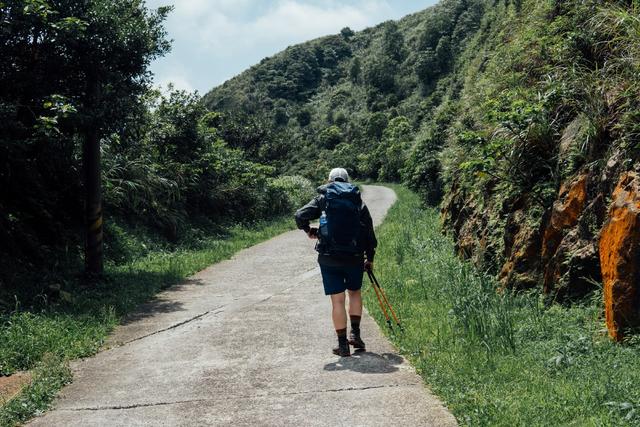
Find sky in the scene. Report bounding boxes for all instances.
[146,0,439,94]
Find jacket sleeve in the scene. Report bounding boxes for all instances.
[360,203,377,262]
[294,196,323,232]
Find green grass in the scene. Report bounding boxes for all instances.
[0,215,295,426]
[0,355,71,426]
[366,185,640,426]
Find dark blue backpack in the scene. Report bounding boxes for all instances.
[318,182,362,255]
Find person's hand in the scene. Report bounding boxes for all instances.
[364,261,373,272]
[307,227,318,240]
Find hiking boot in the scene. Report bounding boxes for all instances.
[332,341,351,357]
[348,332,366,350]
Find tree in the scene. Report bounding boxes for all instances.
[415,49,440,85]
[365,112,388,140]
[378,116,413,181]
[318,126,343,149]
[341,27,355,39]
[77,1,171,276]
[296,108,312,127]
[436,36,453,70]
[315,35,352,67]
[217,112,273,161]
[382,21,406,63]
[364,55,397,92]
[0,0,171,277]
[264,45,321,100]
[150,90,208,164]
[349,57,362,83]
[406,135,445,205]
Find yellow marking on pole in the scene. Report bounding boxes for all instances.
[90,216,103,232]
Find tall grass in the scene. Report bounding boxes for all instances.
[366,185,640,426]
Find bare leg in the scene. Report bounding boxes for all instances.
[330,292,347,330]
[347,289,362,317]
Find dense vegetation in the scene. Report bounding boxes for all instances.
[1,2,314,421]
[206,0,640,306]
[0,1,314,306]
[370,186,640,426]
[204,0,486,196]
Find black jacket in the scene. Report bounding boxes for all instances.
[295,184,377,266]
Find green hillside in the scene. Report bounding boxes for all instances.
[203,0,485,193]
[204,0,640,317]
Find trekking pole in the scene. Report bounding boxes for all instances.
[370,273,393,330]
[367,270,404,332]
[370,271,402,330]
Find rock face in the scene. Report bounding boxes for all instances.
[442,181,504,273]
[442,184,481,261]
[599,172,640,341]
[442,164,640,342]
[541,173,590,295]
[441,163,640,342]
[443,170,602,296]
[498,208,541,290]
[542,175,588,261]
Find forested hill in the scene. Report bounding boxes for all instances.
[203,0,484,193]
[205,0,640,339]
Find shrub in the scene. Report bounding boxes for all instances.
[266,175,316,216]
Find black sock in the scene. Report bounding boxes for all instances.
[336,328,348,344]
[350,315,361,335]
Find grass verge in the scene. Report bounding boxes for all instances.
[366,185,640,426]
[0,215,295,426]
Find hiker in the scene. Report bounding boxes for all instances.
[295,168,377,357]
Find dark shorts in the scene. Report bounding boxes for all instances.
[319,264,364,296]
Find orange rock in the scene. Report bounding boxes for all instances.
[542,173,589,292]
[600,172,640,341]
[544,228,600,299]
[499,209,541,290]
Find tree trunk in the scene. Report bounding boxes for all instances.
[84,75,103,277]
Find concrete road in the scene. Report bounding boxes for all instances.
[29,186,457,427]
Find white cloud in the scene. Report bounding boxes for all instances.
[155,75,195,93]
[169,0,253,18]
[145,0,425,91]
[194,1,392,50]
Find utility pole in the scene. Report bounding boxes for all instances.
[84,72,103,277]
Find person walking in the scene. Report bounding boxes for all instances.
[295,168,377,357]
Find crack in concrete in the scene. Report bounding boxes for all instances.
[62,383,421,412]
[117,306,225,347]
[63,398,210,412]
[111,275,311,349]
[237,268,320,313]
[283,383,421,397]
[107,267,317,347]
